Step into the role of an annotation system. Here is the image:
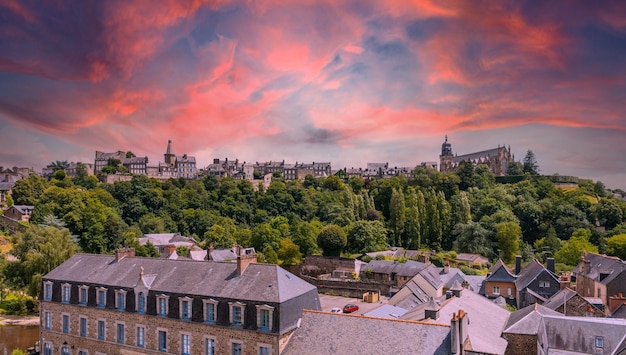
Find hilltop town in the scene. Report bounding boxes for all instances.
[2,138,626,354]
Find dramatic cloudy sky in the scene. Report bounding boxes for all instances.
[1,1,625,188]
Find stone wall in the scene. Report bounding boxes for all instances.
[0,215,26,233]
[302,275,391,298]
[41,301,284,355]
[504,333,537,355]
[301,256,356,277]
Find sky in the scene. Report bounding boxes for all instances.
[1,1,626,189]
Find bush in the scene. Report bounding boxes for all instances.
[0,292,36,315]
[430,254,444,267]
[459,265,483,276]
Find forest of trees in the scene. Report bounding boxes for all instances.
[3,159,626,298]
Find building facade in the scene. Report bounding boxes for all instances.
[439,136,514,176]
[40,249,320,355]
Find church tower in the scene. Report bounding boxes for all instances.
[164,140,175,166]
[440,135,454,173]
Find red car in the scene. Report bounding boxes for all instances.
[343,303,359,313]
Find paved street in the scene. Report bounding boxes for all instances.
[318,293,389,315]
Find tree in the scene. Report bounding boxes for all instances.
[522,150,540,175]
[452,222,492,257]
[47,160,69,172]
[533,226,562,261]
[597,199,624,230]
[405,188,423,249]
[496,222,522,263]
[277,238,303,266]
[605,234,626,260]
[317,225,347,256]
[506,161,524,176]
[250,223,282,252]
[449,191,472,228]
[456,161,476,191]
[346,220,388,253]
[388,188,406,246]
[291,220,322,255]
[555,228,598,266]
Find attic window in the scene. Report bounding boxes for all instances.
[596,336,604,348]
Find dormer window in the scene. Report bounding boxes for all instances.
[115,289,127,311]
[596,336,604,348]
[180,296,192,320]
[97,287,107,308]
[203,299,218,324]
[157,294,169,317]
[137,292,145,314]
[229,301,246,327]
[256,304,274,332]
[62,283,71,304]
[43,281,53,301]
[79,285,89,306]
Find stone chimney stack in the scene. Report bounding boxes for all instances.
[609,293,626,313]
[559,272,571,290]
[443,260,450,274]
[515,255,522,275]
[584,257,591,274]
[235,245,257,275]
[162,244,176,258]
[207,243,214,261]
[115,247,135,262]
[451,310,469,354]
[424,298,440,321]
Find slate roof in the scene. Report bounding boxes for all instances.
[138,233,197,247]
[485,259,516,283]
[363,304,409,319]
[456,253,489,265]
[10,205,34,214]
[362,259,427,277]
[402,289,510,354]
[281,310,452,355]
[452,147,504,163]
[610,303,626,319]
[43,254,317,304]
[542,315,626,354]
[389,277,431,309]
[0,182,14,191]
[464,275,486,293]
[503,303,561,335]
[515,259,558,290]
[576,252,626,285]
[541,287,578,311]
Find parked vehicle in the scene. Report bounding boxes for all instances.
[330,307,342,313]
[343,303,359,313]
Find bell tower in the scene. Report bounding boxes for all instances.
[440,135,454,172]
[164,140,175,165]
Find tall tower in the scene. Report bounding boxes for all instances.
[439,135,454,173]
[164,140,175,165]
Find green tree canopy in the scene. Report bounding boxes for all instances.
[346,220,388,254]
[317,224,347,256]
[605,234,626,260]
[522,150,540,175]
[555,228,598,266]
[496,221,522,263]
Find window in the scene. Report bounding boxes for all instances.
[43,343,52,355]
[204,299,218,323]
[492,286,500,295]
[256,305,274,331]
[62,283,71,303]
[61,346,70,355]
[79,286,88,306]
[158,295,169,317]
[205,338,215,355]
[97,288,107,308]
[180,297,192,320]
[539,281,550,288]
[181,334,190,355]
[158,330,167,352]
[62,314,69,333]
[116,290,126,311]
[44,312,51,330]
[229,301,245,326]
[507,287,512,296]
[596,336,604,348]
[259,346,270,355]
[98,320,105,340]
[80,317,87,337]
[232,342,242,355]
[137,292,145,314]
[44,282,53,301]
[78,351,87,355]
[137,326,145,348]
[117,323,125,344]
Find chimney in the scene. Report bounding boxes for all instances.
[515,255,522,275]
[443,260,450,274]
[235,245,257,275]
[609,293,626,313]
[450,280,463,298]
[115,247,135,262]
[207,243,214,261]
[584,258,591,274]
[451,310,470,354]
[163,244,176,258]
[547,258,555,274]
[424,298,440,321]
[559,272,571,290]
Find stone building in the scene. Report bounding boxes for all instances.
[439,136,514,176]
[40,248,320,355]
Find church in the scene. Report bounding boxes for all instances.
[439,136,514,176]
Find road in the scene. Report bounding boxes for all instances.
[317,293,389,315]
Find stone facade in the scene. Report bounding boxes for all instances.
[439,136,514,176]
[41,302,281,355]
[503,333,537,355]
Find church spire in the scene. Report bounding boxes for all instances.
[166,139,172,155]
